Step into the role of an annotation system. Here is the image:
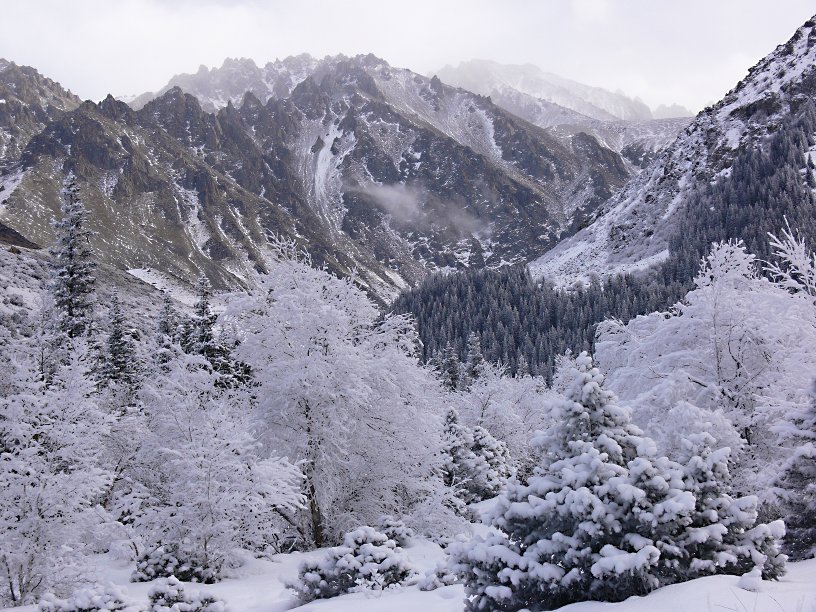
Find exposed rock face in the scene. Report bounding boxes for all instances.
[0,221,38,249]
[0,55,630,300]
[0,59,81,164]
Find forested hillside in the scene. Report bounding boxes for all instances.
[395,99,816,377]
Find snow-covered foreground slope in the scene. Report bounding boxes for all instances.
[5,543,815,611]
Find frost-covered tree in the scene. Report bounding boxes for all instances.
[226,242,443,546]
[766,219,816,297]
[450,353,785,611]
[130,352,302,580]
[596,240,816,498]
[49,180,96,341]
[455,361,551,471]
[0,348,111,606]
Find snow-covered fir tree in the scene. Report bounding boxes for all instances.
[154,292,180,370]
[463,332,485,386]
[182,276,250,388]
[775,381,816,560]
[470,425,512,495]
[440,408,484,505]
[49,179,96,341]
[440,343,462,392]
[449,353,786,611]
[98,291,139,397]
[441,409,511,506]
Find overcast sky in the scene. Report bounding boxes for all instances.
[2,0,814,112]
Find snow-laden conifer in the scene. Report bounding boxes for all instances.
[775,382,816,560]
[450,352,785,611]
[98,292,139,396]
[49,180,96,341]
[440,343,462,392]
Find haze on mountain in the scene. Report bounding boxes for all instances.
[2,0,816,113]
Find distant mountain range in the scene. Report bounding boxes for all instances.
[0,54,642,300]
[1,15,814,305]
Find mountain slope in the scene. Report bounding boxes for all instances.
[434,59,654,122]
[531,15,816,285]
[434,60,692,170]
[0,55,630,300]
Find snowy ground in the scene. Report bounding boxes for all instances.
[5,543,816,611]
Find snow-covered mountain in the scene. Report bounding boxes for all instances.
[128,55,320,112]
[0,54,630,300]
[434,59,656,122]
[434,60,692,170]
[531,15,816,285]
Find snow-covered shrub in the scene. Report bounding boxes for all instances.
[38,583,137,612]
[131,545,215,584]
[377,515,414,547]
[289,526,413,602]
[147,577,226,612]
[417,563,460,591]
[405,482,472,543]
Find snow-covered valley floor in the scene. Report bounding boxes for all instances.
[5,541,816,612]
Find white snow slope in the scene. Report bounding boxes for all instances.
[4,543,815,612]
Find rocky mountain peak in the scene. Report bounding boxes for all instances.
[99,94,136,124]
[0,60,83,164]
